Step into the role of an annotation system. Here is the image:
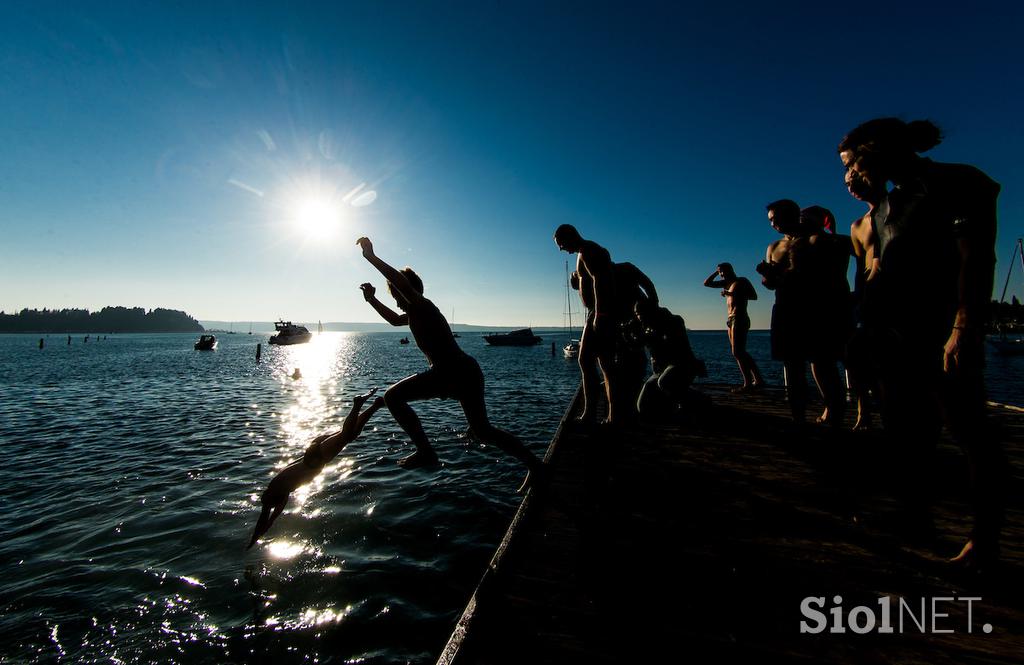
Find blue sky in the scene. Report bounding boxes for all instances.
[1,2,1021,329]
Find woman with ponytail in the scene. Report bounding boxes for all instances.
[838,117,1006,573]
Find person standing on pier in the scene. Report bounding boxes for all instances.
[703,263,764,392]
[612,261,659,423]
[632,299,706,420]
[355,237,544,488]
[844,167,885,430]
[554,224,620,424]
[799,205,852,427]
[756,199,812,424]
[838,117,1005,571]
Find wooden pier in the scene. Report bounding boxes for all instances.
[438,384,1024,664]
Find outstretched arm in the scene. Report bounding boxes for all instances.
[631,264,658,303]
[356,237,424,306]
[318,389,385,460]
[360,283,409,326]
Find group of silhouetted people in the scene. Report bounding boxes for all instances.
[251,115,1006,574]
[692,117,1004,572]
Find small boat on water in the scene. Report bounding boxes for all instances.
[399,337,410,345]
[990,336,1024,355]
[483,328,542,347]
[269,320,312,346]
[194,334,217,350]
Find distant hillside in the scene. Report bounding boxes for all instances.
[0,307,204,333]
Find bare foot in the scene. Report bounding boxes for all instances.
[852,415,872,432]
[397,449,439,469]
[949,539,1000,574]
[516,464,549,494]
[576,409,596,423]
[352,387,379,409]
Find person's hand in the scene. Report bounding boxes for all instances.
[359,283,376,302]
[944,327,966,374]
[721,289,729,298]
[755,260,771,276]
[356,236,375,258]
[352,386,379,410]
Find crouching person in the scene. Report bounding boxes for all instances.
[633,300,708,421]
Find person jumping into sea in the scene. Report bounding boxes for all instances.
[248,387,384,549]
[356,236,544,489]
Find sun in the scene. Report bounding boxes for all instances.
[294,197,342,239]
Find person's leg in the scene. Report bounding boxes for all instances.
[460,393,541,471]
[733,320,762,388]
[615,346,646,425]
[783,359,807,423]
[578,318,600,421]
[636,373,668,420]
[594,320,622,424]
[944,341,1007,568]
[810,360,844,427]
[384,372,444,466]
[846,329,874,430]
[453,356,541,469]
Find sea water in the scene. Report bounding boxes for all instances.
[0,331,1019,663]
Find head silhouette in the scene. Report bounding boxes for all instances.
[388,267,423,311]
[717,262,736,279]
[554,224,583,252]
[766,199,801,235]
[800,206,836,234]
[844,168,885,204]
[839,117,942,187]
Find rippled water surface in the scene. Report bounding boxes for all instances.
[0,332,580,664]
[1,330,1019,663]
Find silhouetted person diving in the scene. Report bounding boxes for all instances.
[703,262,763,391]
[839,117,1005,571]
[356,236,544,487]
[553,224,619,424]
[248,388,384,549]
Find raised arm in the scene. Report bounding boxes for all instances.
[704,269,726,288]
[360,283,409,326]
[357,237,424,306]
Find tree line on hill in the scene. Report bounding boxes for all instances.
[0,307,204,333]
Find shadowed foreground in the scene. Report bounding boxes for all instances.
[438,384,1024,664]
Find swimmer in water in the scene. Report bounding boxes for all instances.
[247,388,383,549]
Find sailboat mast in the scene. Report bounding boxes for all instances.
[998,238,1023,304]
